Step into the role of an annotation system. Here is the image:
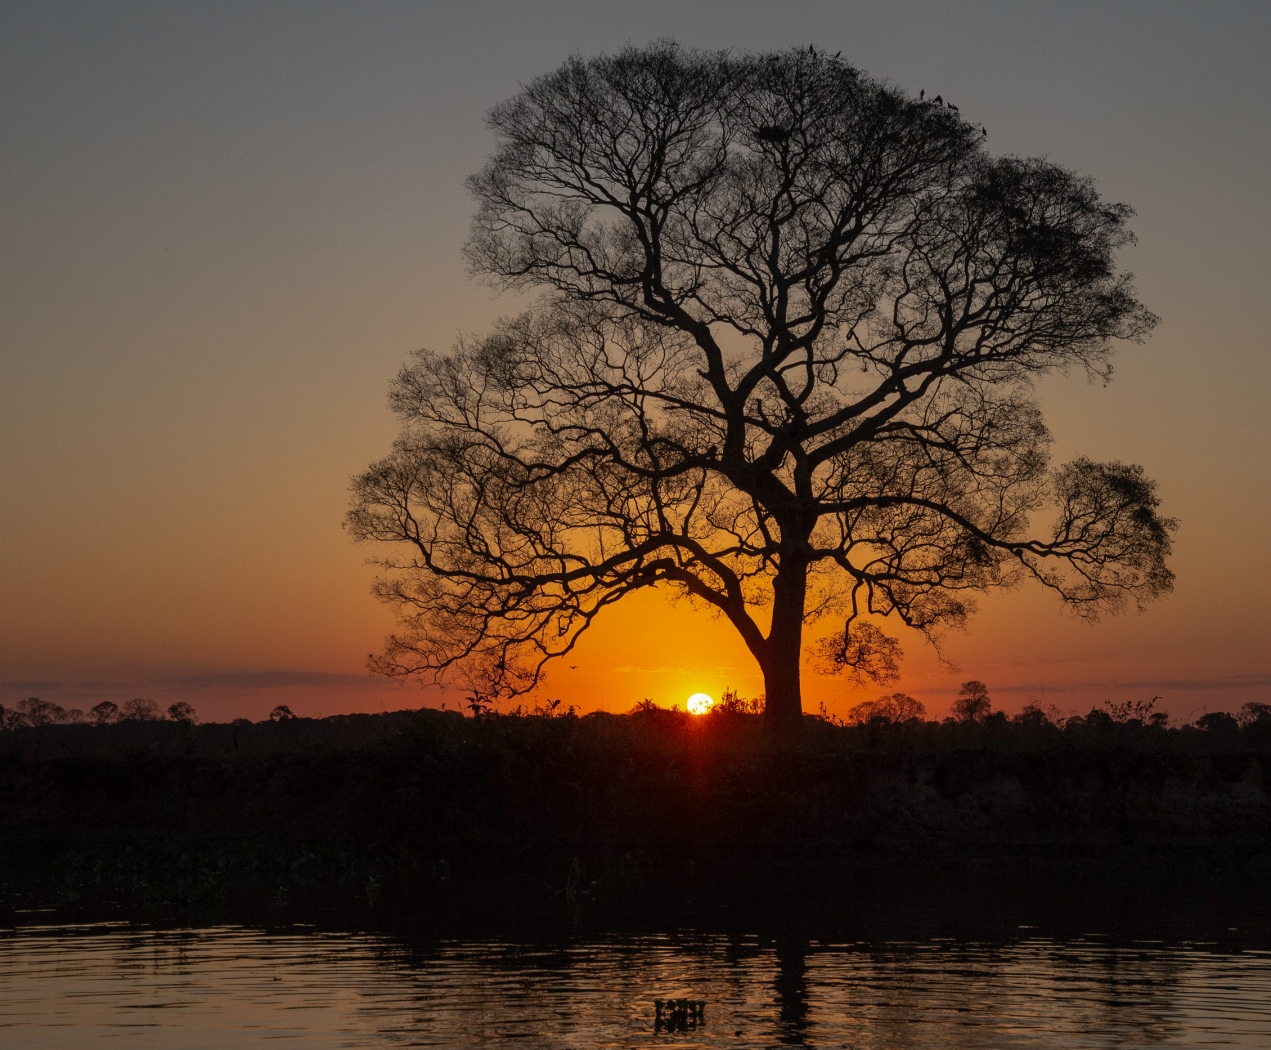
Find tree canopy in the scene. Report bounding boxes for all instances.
[348,42,1175,728]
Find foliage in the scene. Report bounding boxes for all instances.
[270,704,297,722]
[347,42,1174,727]
[2,706,1268,928]
[90,701,119,725]
[167,702,198,724]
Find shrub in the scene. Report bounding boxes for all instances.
[1105,695,1162,723]
[713,689,763,716]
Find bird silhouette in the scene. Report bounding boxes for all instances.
[834,51,841,58]
[948,102,960,114]
[933,94,943,105]
[919,89,925,100]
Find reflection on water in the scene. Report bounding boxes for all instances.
[2,924,1270,1048]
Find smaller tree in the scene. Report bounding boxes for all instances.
[269,704,296,722]
[120,698,160,721]
[18,697,67,726]
[952,681,991,722]
[1016,697,1062,728]
[847,692,926,725]
[89,701,119,725]
[167,702,198,724]
[1237,702,1271,727]
[1195,710,1239,735]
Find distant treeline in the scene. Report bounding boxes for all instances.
[5,685,1269,735]
[0,697,301,730]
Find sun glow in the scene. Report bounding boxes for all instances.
[687,692,715,715]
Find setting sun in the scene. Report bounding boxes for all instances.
[687,692,715,715]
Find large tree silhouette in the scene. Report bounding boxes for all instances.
[348,43,1174,729]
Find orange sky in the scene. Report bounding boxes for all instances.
[2,2,1268,723]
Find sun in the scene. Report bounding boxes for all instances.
[687,692,715,715]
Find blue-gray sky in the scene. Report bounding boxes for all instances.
[2,1,1268,719]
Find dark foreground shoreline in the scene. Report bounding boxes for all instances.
[2,708,1269,937]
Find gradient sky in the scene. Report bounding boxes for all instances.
[3,1,1268,722]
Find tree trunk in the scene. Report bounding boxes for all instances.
[762,556,808,731]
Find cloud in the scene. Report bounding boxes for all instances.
[171,671,406,691]
[609,664,752,676]
[987,673,1271,694]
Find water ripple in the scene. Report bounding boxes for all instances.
[2,925,1269,1047]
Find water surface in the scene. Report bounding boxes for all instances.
[3,924,1270,1047]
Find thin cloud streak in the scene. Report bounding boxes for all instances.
[986,674,1271,694]
[172,671,401,691]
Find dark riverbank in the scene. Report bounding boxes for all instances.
[2,708,1269,932]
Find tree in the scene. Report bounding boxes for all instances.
[18,697,66,726]
[167,702,198,724]
[349,43,1175,730]
[952,680,991,722]
[846,692,926,725]
[89,700,119,725]
[120,698,160,721]
[269,704,296,722]
[1195,711,1239,734]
